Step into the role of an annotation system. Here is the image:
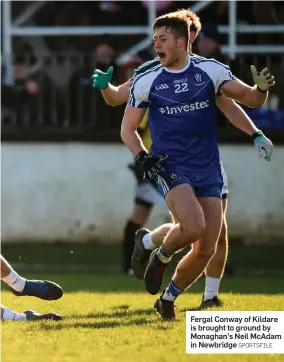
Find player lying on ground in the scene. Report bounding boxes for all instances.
[91,8,274,308]
[120,10,274,320]
[1,305,62,321]
[1,255,63,321]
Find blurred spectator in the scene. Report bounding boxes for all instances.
[1,54,55,127]
[69,43,123,127]
[95,43,116,72]
[1,55,39,126]
[195,24,225,61]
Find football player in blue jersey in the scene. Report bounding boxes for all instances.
[93,8,274,310]
[120,10,274,320]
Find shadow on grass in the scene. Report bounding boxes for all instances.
[68,307,155,320]
[40,318,153,331]
[38,307,176,331]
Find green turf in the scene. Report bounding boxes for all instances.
[2,274,284,362]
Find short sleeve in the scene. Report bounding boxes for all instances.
[217,65,236,91]
[194,59,236,95]
[128,75,151,108]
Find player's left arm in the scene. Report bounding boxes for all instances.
[216,94,274,161]
[216,94,258,135]
[121,105,148,155]
[221,66,275,108]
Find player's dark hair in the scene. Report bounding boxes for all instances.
[153,11,191,50]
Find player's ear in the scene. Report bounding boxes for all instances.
[177,37,185,49]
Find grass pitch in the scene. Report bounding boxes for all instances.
[2,273,284,362]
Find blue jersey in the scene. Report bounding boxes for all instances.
[128,56,236,170]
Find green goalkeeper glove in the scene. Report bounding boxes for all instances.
[252,130,274,161]
[91,66,113,90]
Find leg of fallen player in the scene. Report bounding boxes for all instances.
[155,196,222,320]
[144,184,205,295]
[1,255,63,300]
[1,305,62,321]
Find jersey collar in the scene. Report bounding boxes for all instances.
[164,56,190,73]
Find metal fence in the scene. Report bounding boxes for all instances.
[2,52,284,143]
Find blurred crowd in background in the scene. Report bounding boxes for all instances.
[1,1,284,136]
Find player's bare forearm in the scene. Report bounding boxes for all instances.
[121,127,147,155]
[216,95,258,135]
[121,105,148,155]
[244,85,268,108]
[101,81,130,107]
[221,80,267,108]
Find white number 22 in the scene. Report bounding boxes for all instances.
[174,82,188,94]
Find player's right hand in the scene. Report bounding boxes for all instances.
[250,65,275,92]
[135,151,168,180]
[91,66,113,89]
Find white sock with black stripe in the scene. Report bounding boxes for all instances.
[2,270,26,292]
[2,307,27,321]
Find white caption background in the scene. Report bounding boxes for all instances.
[186,311,284,354]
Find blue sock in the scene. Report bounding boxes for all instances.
[156,243,172,264]
[162,280,183,302]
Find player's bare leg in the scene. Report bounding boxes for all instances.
[155,197,222,320]
[172,197,222,289]
[202,198,228,307]
[162,184,205,253]
[1,255,63,300]
[144,184,205,295]
[150,223,174,246]
[1,305,62,321]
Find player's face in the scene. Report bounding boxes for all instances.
[153,26,181,67]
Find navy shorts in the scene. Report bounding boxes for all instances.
[154,163,224,199]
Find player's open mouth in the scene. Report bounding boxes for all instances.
[157,52,166,61]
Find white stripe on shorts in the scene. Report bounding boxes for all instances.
[220,162,228,195]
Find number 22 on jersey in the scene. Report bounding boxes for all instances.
[174,82,189,94]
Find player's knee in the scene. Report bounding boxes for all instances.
[180,216,205,243]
